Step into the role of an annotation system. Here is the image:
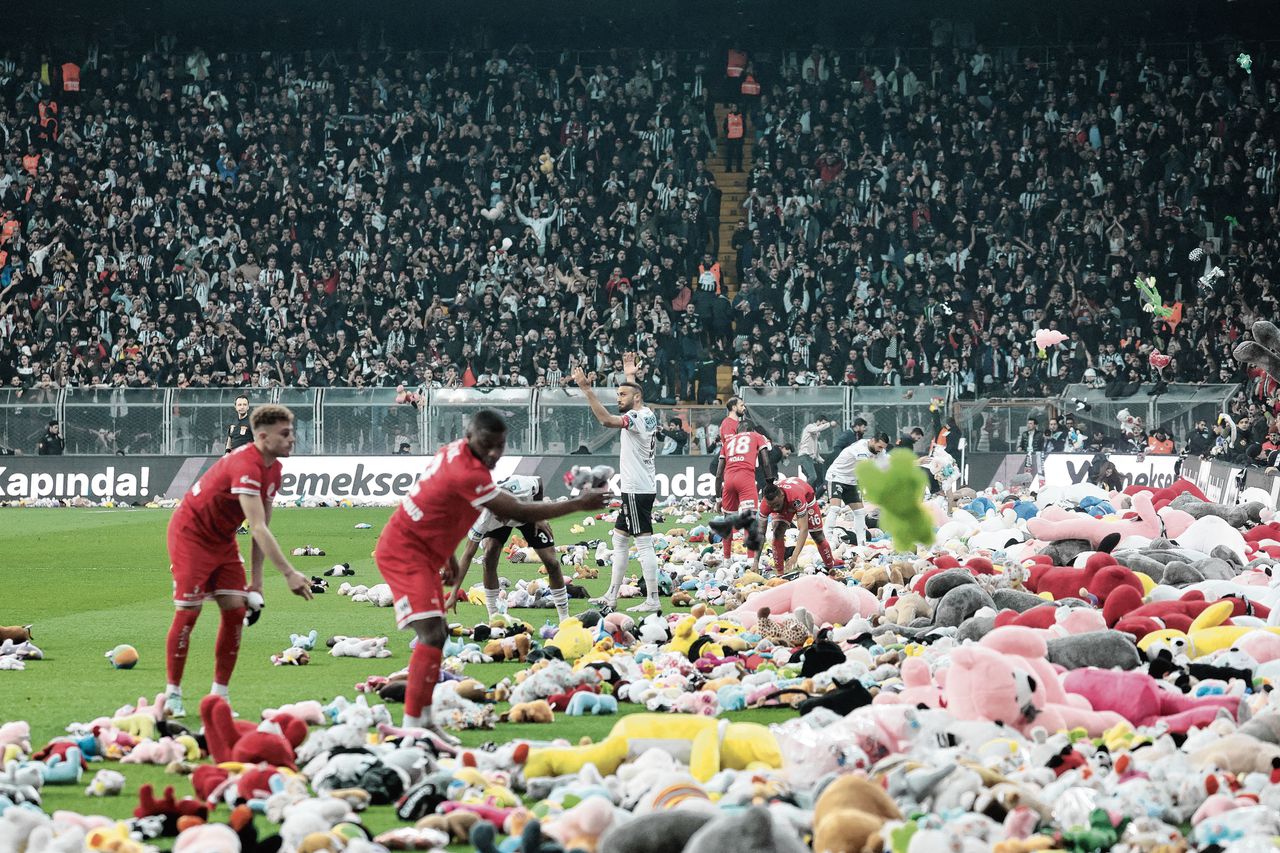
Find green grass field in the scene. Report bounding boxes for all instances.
[0,507,794,849]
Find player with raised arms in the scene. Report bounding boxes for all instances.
[571,353,663,614]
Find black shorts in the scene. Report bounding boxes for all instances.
[828,481,862,505]
[484,522,554,550]
[616,492,656,536]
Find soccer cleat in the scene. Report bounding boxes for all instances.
[589,594,617,613]
[627,600,662,614]
[165,693,186,719]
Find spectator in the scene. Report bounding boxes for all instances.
[37,420,64,455]
[659,419,689,455]
[1147,427,1175,455]
[796,415,835,487]
[1185,419,1213,457]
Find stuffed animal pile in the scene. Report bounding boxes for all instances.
[8,476,1280,851]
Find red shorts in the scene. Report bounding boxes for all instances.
[721,472,759,512]
[769,505,824,536]
[168,528,247,606]
[375,537,445,629]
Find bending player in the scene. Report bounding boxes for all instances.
[571,354,663,614]
[751,477,841,577]
[375,409,605,743]
[457,475,573,623]
[164,405,314,718]
[823,431,889,545]
[713,419,774,559]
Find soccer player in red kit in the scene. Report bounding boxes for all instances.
[713,419,774,558]
[164,405,313,718]
[717,396,745,451]
[751,477,840,576]
[374,409,606,743]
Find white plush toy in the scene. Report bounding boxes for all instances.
[329,636,391,658]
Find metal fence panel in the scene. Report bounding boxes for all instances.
[321,388,409,455]
[0,388,61,454]
[63,388,167,455]
[427,389,534,454]
[852,386,950,443]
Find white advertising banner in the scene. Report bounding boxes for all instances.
[1041,453,1180,489]
[275,455,522,504]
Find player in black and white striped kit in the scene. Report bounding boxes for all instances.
[572,354,663,613]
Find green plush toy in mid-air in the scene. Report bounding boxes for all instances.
[856,448,935,553]
[1134,275,1173,319]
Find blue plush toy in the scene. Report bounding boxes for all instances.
[565,692,619,716]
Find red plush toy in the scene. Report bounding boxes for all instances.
[199,695,306,770]
[1123,479,1206,511]
[546,684,596,712]
[1025,553,1143,604]
[134,783,208,835]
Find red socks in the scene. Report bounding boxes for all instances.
[816,539,836,567]
[214,607,246,687]
[405,644,443,719]
[772,539,786,574]
[166,608,201,686]
[722,533,733,558]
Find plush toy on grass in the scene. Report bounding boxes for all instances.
[105,644,139,670]
[856,449,935,553]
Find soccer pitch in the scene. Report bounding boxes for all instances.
[0,506,794,848]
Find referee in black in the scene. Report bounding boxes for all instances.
[224,395,253,453]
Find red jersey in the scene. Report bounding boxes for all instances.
[762,477,816,522]
[377,439,499,569]
[721,430,771,476]
[171,444,281,544]
[719,415,740,447]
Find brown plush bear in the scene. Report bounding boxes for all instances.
[504,700,554,724]
[416,811,480,842]
[812,774,903,853]
[852,563,911,597]
[0,625,32,642]
[484,633,532,662]
[671,591,693,607]
[454,679,487,702]
[881,592,931,625]
[574,566,599,580]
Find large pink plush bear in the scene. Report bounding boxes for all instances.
[1061,669,1240,733]
[725,574,878,629]
[944,634,1126,737]
[1026,491,1163,547]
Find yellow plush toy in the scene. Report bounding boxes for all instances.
[546,618,593,660]
[1138,600,1280,658]
[664,617,698,657]
[523,714,781,781]
[506,700,555,724]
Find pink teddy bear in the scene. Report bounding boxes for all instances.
[120,736,189,765]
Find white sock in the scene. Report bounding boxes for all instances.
[484,587,500,618]
[850,509,867,543]
[403,712,423,727]
[549,586,570,621]
[210,683,229,698]
[166,683,181,696]
[636,534,660,604]
[610,529,631,596]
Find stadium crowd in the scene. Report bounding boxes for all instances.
[0,33,1278,430]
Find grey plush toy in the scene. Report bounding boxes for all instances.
[683,806,808,853]
[597,811,714,853]
[1168,493,1264,528]
[1047,630,1141,670]
[1234,319,1280,376]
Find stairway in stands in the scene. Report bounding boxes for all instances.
[707,103,753,397]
